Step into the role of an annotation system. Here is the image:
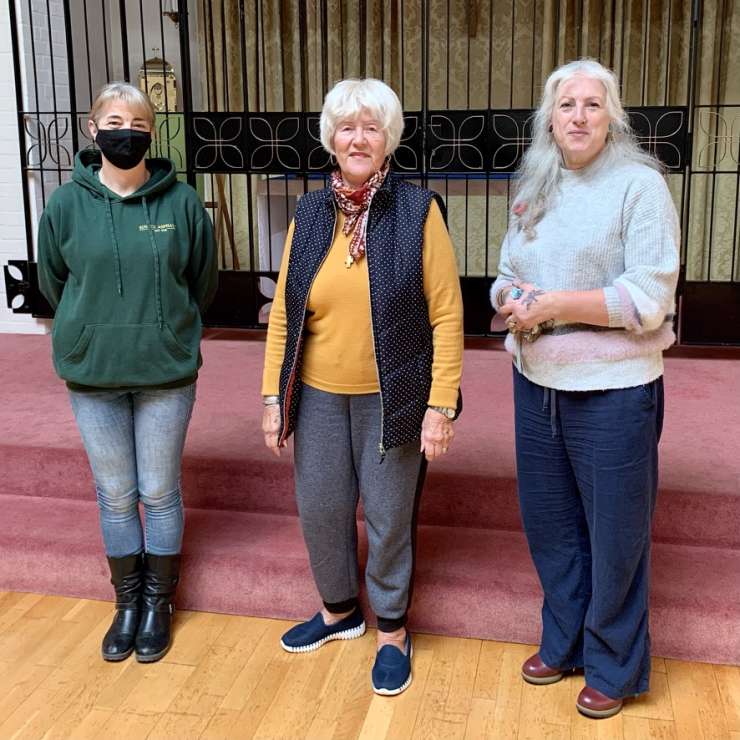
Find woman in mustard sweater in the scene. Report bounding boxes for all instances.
[261,78,463,696]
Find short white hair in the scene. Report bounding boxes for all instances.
[90,82,156,129]
[320,78,404,157]
[513,58,661,238]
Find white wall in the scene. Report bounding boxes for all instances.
[0,1,47,334]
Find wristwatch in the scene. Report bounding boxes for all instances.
[429,405,455,420]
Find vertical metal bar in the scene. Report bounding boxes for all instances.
[119,0,130,81]
[484,0,493,279]
[360,0,367,77]
[298,0,309,111]
[421,0,428,188]
[82,0,94,106]
[45,0,63,186]
[731,150,740,281]
[640,0,649,105]
[664,0,673,105]
[446,0,450,106]
[201,0,212,108]
[254,0,262,110]
[138,0,149,112]
[177,0,196,187]
[530,0,536,107]
[680,0,701,280]
[380,0,385,80]
[220,0,231,110]
[618,0,626,83]
[9,0,35,261]
[609,0,617,67]
[238,0,257,276]
[320,0,329,96]
[24,0,45,205]
[509,0,515,108]
[400,0,404,104]
[157,0,173,166]
[706,0,728,279]
[339,0,345,78]
[259,0,268,110]
[278,1,287,109]
[62,0,79,155]
[238,0,250,111]
[101,0,111,82]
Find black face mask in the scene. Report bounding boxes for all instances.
[95,128,152,169]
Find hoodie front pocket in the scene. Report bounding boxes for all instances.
[58,323,196,386]
[60,325,95,363]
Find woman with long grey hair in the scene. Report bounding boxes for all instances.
[491,59,679,718]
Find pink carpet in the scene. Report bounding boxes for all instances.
[1,333,739,664]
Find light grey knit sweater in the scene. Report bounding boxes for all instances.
[491,160,680,391]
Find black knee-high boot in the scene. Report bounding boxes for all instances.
[102,552,144,661]
[135,553,180,663]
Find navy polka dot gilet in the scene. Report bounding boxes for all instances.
[277,173,450,454]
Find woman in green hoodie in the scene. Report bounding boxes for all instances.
[38,82,218,664]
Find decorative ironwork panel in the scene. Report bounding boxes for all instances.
[392,113,423,172]
[691,106,740,172]
[190,113,247,172]
[627,107,688,171]
[427,110,489,172]
[305,115,333,172]
[245,113,304,173]
[490,110,535,172]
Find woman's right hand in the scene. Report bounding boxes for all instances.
[262,404,282,457]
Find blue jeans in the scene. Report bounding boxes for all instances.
[513,368,664,699]
[69,384,196,557]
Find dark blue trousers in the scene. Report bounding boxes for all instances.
[513,368,664,699]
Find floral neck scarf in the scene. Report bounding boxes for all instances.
[330,161,390,267]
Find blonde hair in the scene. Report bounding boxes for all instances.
[320,78,404,157]
[513,58,662,238]
[89,82,156,129]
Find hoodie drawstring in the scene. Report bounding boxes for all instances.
[141,197,164,330]
[542,387,558,439]
[103,192,123,296]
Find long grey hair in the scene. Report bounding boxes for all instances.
[513,58,662,238]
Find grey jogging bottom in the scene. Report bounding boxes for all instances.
[293,384,425,632]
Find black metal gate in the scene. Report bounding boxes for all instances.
[4,0,740,344]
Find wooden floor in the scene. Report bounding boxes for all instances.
[0,593,738,739]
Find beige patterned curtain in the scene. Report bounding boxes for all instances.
[198,0,739,280]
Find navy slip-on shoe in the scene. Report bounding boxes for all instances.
[280,608,366,653]
[372,633,413,696]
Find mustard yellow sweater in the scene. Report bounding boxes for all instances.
[261,199,463,408]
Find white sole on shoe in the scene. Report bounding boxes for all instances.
[371,645,414,696]
[576,700,623,719]
[372,672,413,696]
[280,621,366,653]
[521,670,564,685]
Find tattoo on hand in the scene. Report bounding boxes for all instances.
[522,289,545,311]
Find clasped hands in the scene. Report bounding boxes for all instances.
[497,282,555,339]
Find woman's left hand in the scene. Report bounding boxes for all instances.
[498,284,557,332]
[420,408,455,462]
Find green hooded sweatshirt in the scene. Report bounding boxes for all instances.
[38,150,218,390]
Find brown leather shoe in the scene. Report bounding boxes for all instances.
[576,686,623,719]
[521,653,564,685]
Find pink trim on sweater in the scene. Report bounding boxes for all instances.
[504,323,675,364]
[614,282,642,332]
